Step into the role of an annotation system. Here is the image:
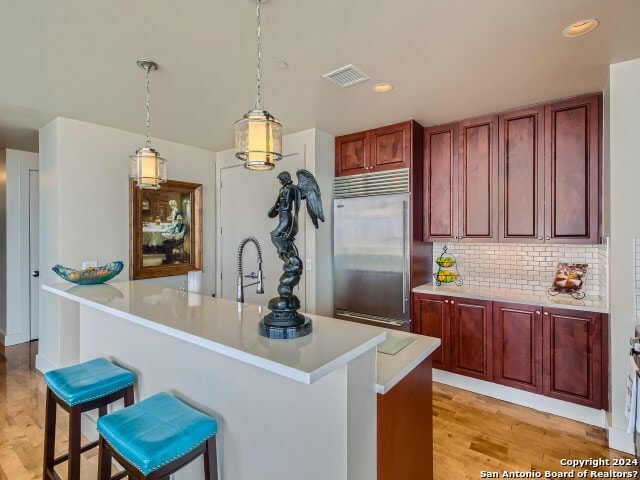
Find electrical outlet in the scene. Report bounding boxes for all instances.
[306,259,312,271]
[82,260,98,270]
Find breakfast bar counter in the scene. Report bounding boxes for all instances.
[42,280,439,480]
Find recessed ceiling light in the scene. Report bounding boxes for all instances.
[373,83,393,93]
[562,19,599,37]
[274,60,288,70]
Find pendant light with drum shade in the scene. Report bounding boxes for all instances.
[235,0,282,170]
[130,59,167,189]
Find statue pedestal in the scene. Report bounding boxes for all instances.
[259,311,313,339]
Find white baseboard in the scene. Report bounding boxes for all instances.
[35,354,57,374]
[2,331,30,346]
[433,369,607,427]
[608,427,635,455]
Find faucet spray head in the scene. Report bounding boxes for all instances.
[257,261,264,294]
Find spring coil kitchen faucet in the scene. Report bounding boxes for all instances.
[236,236,264,303]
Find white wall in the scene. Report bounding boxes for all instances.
[607,58,640,453]
[36,117,215,371]
[0,149,38,346]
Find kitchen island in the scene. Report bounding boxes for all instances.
[43,280,439,480]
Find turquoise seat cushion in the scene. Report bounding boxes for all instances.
[97,392,217,475]
[43,357,134,407]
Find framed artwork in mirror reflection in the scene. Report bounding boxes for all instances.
[129,179,202,280]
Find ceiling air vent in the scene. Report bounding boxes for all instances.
[322,64,370,88]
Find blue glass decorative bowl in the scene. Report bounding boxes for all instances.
[52,261,124,285]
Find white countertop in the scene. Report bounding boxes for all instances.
[412,283,608,313]
[43,280,386,385]
[375,330,440,394]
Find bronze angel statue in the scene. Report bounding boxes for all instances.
[260,170,324,338]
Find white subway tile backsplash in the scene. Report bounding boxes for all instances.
[432,241,607,302]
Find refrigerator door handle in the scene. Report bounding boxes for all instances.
[402,200,409,314]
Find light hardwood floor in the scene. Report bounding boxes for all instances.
[0,342,636,479]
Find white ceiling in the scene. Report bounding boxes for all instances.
[1,0,640,153]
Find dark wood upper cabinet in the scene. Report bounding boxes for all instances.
[335,130,371,176]
[493,302,543,394]
[335,121,414,177]
[371,122,412,172]
[544,94,601,243]
[498,107,545,242]
[449,297,493,381]
[424,92,602,244]
[414,293,450,370]
[458,115,499,242]
[542,307,603,408]
[423,123,458,241]
[423,116,499,242]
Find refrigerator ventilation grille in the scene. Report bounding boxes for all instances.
[334,168,409,198]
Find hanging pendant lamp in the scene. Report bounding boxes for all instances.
[235,0,283,170]
[130,59,167,189]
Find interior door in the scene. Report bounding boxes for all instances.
[218,141,306,307]
[29,169,39,340]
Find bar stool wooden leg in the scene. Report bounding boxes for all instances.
[203,436,218,480]
[97,437,111,480]
[124,385,134,407]
[43,388,57,480]
[68,405,82,480]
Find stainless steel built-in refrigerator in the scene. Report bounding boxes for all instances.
[333,170,412,330]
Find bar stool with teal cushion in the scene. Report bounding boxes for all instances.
[42,357,135,480]
[97,392,219,480]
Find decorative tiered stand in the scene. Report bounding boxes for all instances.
[434,246,463,286]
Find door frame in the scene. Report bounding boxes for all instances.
[2,150,38,346]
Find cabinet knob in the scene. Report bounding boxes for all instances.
[444,300,449,303]
[544,312,549,316]
[545,236,550,241]
[450,300,455,304]
[537,236,543,240]
[459,236,463,240]
[454,236,458,239]
[535,311,541,315]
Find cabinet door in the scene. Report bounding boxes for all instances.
[544,94,601,243]
[493,302,542,393]
[423,123,458,241]
[450,297,493,381]
[542,308,602,408]
[458,115,499,242]
[413,293,450,370]
[498,107,545,242]
[370,121,411,172]
[335,130,370,177]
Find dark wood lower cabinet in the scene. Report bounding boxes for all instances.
[412,293,608,409]
[543,308,604,409]
[377,357,433,480]
[493,302,543,394]
[450,298,493,381]
[413,294,450,370]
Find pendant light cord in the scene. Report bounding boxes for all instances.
[255,0,262,110]
[145,65,152,149]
